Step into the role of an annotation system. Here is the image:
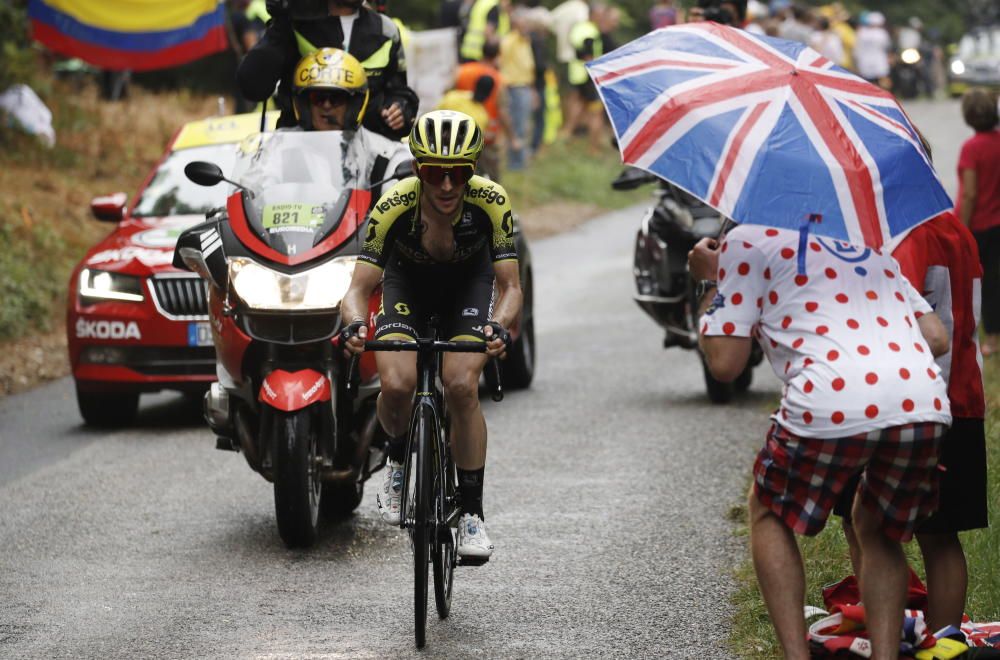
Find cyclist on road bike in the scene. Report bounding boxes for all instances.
[340,110,523,559]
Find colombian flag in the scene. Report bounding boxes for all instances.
[28,0,228,71]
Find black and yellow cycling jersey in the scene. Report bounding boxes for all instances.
[358,175,518,271]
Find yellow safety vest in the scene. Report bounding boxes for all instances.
[460,0,510,61]
[568,20,600,86]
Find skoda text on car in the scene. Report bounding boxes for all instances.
[67,112,277,426]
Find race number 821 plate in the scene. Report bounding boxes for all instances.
[187,322,213,347]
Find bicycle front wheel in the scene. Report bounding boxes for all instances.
[409,406,433,648]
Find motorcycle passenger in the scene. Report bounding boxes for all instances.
[237,0,418,140]
[340,110,523,559]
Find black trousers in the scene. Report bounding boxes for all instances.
[974,225,1000,334]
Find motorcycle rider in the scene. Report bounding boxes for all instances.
[340,110,523,559]
[237,0,418,140]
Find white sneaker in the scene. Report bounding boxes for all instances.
[457,514,493,558]
[377,460,403,524]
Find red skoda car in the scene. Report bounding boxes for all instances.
[68,112,276,426]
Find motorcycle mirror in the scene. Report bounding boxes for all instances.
[184,161,226,187]
[611,166,658,190]
[393,161,414,178]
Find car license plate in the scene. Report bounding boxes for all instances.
[187,322,213,347]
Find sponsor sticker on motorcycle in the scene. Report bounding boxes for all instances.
[262,203,324,230]
[187,322,213,347]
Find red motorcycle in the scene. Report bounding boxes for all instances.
[173,130,409,547]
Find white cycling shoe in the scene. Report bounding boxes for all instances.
[457,514,494,558]
[377,460,403,525]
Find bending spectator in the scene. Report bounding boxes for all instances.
[835,210,987,632]
[957,88,1000,356]
[500,7,536,171]
[454,42,519,181]
[689,225,951,660]
[853,11,891,88]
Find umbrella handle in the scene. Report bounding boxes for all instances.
[718,216,732,240]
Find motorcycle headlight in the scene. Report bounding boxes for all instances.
[79,268,145,303]
[900,48,921,65]
[951,59,966,76]
[228,256,357,311]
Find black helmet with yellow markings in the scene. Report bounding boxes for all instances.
[408,110,484,164]
[292,48,369,131]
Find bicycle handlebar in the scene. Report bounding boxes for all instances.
[344,339,504,402]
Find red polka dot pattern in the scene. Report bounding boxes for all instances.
[731,293,743,305]
[794,275,808,286]
[877,317,888,327]
[805,301,819,312]
[780,248,794,259]
[847,319,859,329]
[858,345,870,355]
[738,262,750,275]
[836,293,849,304]
[866,290,878,300]
[899,368,910,379]
[723,322,735,335]
[927,368,935,380]
[902,399,915,412]
[824,268,837,279]
[831,411,845,424]
[832,377,845,391]
[803,411,813,424]
[817,325,829,336]
[769,291,779,304]
[865,405,879,418]
[865,372,878,385]
[804,381,814,393]
[827,350,840,361]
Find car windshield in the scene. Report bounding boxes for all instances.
[958,28,1000,59]
[132,144,238,218]
[229,131,363,258]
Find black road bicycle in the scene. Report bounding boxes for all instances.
[347,322,503,648]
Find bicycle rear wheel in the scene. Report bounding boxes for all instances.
[432,417,456,619]
[409,407,433,648]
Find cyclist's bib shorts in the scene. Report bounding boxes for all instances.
[375,255,496,342]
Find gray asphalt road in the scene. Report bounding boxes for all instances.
[0,98,964,659]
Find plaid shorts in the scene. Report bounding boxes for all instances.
[753,421,945,542]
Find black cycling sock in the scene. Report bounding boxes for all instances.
[387,434,407,464]
[457,467,485,519]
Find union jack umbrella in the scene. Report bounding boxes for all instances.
[587,22,953,249]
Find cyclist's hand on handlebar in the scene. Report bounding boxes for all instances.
[340,320,368,356]
[483,321,511,358]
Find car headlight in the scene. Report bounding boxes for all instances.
[951,59,966,75]
[79,268,145,302]
[900,48,921,65]
[228,256,357,311]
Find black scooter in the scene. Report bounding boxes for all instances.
[613,168,762,403]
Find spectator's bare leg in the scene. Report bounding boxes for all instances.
[748,489,810,660]
[852,494,906,660]
[840,519,862,577]
[916,532,967,631]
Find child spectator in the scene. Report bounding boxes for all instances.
[957,88,1000,356]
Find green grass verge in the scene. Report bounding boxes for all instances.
[502,138,649,211]
[728,360,1000,657]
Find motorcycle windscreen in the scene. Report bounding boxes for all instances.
[232,131,360,258]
